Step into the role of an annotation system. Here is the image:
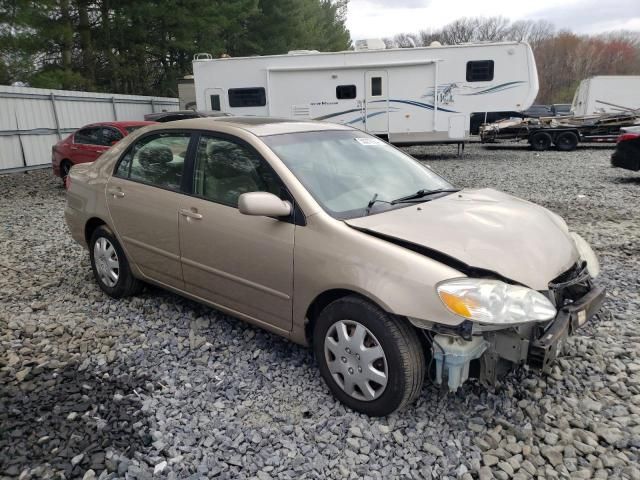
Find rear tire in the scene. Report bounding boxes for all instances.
[313,295,425,416]
[60,160,72,188]
[89,225,142,298]
[555,131,579,151]
[529,131,552,151]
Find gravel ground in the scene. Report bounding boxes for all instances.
[1,142,639,480]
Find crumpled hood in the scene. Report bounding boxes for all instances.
[345,188,579,290]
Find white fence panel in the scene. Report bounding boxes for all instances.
[0,137,22,170]
[0,85,179,172]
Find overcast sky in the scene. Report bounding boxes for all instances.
[345,0,640,40]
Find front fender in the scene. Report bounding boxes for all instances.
[290,214,466,344]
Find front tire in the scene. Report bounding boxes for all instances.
[313,296,425,416]
[89,225,142,298]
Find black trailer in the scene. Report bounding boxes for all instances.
[479,112,640,151]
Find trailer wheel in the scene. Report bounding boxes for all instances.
[529,131,552,151]
[555,131,579,151]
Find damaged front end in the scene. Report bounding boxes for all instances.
[424,262,606,391]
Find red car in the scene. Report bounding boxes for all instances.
[52,121,155,184]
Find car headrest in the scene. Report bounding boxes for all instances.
[205,142,256,179]
[138,144,173,169]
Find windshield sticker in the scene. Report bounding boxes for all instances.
[355,137,385,146]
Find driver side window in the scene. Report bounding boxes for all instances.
[116,133,190,191]
[193,135,280,207]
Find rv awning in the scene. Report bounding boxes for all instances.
[267,59,442,73]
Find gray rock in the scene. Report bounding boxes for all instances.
[540,447,563,467]
[422,442,443,457]
[153,461,167,475]
[82,470,96,480]
[478,466,494,480]
[497,461,514,476]
[483,454,499,467]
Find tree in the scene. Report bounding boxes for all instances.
[0,0,351,95]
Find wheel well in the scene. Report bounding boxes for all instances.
[304,289,376,344]
[84,217,106,245]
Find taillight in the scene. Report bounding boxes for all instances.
[617,133,640,143]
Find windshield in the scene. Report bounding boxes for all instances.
[263,130,454,219]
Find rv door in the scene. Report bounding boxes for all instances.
[364,71,389,135]
[205,88,224,112]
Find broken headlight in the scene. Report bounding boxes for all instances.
[437,278,557,325]
[570,233,600,278]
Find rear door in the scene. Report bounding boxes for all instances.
[106,131,193,289]
[364,71,389,135]
[73,127,104,163]
[178,133,295,331]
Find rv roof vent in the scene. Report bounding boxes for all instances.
[287,50,320,55]
[193,53,213,60]
[429,41,442,47]
[354,39,386,51]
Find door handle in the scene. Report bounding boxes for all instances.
[179,208,203,220]
[107,188,125,198]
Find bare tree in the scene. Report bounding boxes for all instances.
[381,16,640,104]
[393,32,420,48]
[440,18,479,44]
[475,16,511,41]
[382,37,395,49]
[418,29,443,46]
[526,20,556,48]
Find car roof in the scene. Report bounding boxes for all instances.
[152,116,353,136]
[83,121,156,128]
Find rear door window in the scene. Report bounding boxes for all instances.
[74,127,102,145]
[100,127,123,146]
[115,133,191,191]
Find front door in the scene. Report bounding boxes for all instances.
[364,71,389,135]
[106,131,192,289]
[178,134,295,331]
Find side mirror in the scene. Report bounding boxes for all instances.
[238,192,292,217]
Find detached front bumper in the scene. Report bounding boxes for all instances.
[527,284,606,372]
[475,283,606,387]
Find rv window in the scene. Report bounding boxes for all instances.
[210,95,221,111]
[371,77,382,96]
[336,85,357,100]
[228,87,266,108]
[466,60,494,82]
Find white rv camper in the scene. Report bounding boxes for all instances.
[571,76,640,116]
[193,41,538,144]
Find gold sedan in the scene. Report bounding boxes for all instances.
[65,117,604,415]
